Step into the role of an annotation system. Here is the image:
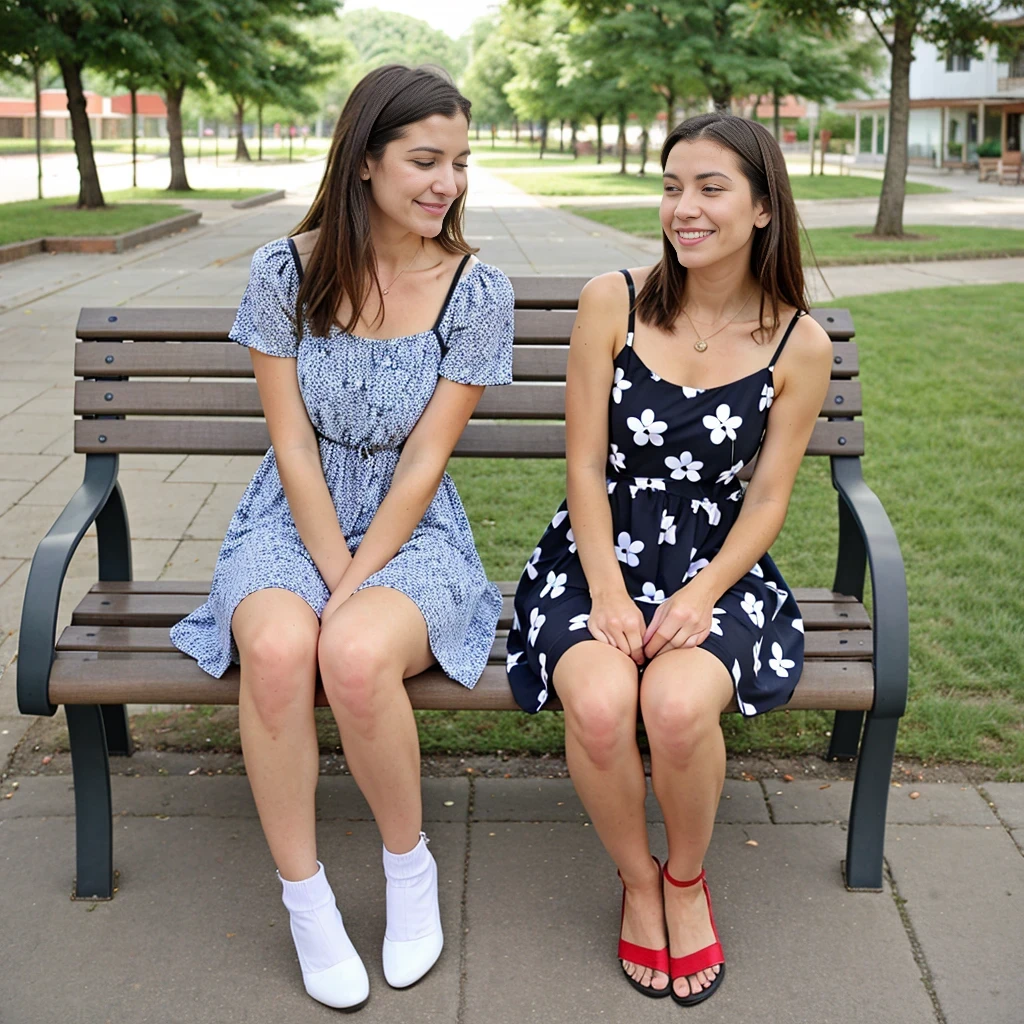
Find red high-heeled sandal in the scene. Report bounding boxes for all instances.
[618,857,671,999]
[662,864,725,1006]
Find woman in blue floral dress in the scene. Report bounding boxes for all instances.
[170,67,512,1009]
[506,114,832,1006]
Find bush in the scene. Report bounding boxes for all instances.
[977,137,1002,158]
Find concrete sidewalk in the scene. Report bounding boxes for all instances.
[1,768,1022,1022]
[1,180,1022,1022]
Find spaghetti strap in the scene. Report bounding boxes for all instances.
[768,310,803,369]
[286,237,304,282]
[433,253,474,352]
[619,269,636,346]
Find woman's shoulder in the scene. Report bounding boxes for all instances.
[580,265,655,307]
[451,257,515,316]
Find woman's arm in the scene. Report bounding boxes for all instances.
[323,377,484,619]
[643,315,833,658]
[250,349,352,591]
[566,273,647,663]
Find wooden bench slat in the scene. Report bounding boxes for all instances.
[58,624,873,660]
[47,654,874,711]
[74,417,864,458]
[76,305,856,341]
[87,579,861,603]
[74,379,861,420]
[71,591,871,631]
[75,340,860,381]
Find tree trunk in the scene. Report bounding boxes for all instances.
[234,98,251,161]
[258,105,263,160]
[165,80,191,191]
[618,112,628,175]
[59,57,104,208]
[665,88,675,131]
[773,90,781,140]
[491,124,497,148]
[559,118,564,152]
[711,84,731,113]
[34,61,42,200]
[569,120,578,158]
[873,13,913,237]
[514,118,519,143]
[131,86,138,188]
[639,127,650,176]
[529,121,534,143]
[540,119,549,158]
[596,114,603,163]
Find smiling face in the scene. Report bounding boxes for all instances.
[362,113,470,238]
[659,138,771,270]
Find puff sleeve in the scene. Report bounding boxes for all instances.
[228,240,301,358]
[438,262,515,386]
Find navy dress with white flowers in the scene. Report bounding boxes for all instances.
[170,238,514,689]
[505,269,806,715]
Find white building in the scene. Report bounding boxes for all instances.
[839,13,1024,167]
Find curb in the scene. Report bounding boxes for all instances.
[231,189,285,209]
[0,211,201,264]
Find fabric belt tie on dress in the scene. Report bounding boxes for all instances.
[315,431,404,461]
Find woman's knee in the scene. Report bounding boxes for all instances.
[317,623,393,723]
[237,623,319,727]
[557,646,638,770]
[641,663,722,764]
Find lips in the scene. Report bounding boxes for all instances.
[675,229,715,246]
[416,200,448,216]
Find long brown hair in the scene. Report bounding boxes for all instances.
[635,113,809,343]
[291,64,476,339]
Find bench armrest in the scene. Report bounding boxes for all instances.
[17,454,128,717]
[831,456,908,720]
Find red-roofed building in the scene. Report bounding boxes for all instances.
[0,89,168,140]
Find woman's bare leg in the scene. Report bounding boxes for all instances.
[640,647,733,999]
[553,641,668,993]
[232,588,321,882]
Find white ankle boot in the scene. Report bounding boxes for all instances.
[382,832,444,988]
[278,861,370,1009]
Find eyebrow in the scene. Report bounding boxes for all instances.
[663,171,733,182]
[407,145,472,157]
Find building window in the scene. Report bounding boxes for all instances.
[945,54,971,72]
[1010,49,1024,78]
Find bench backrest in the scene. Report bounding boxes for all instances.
[73,277,861,459]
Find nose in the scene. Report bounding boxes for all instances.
[432,165,459,198]
[670,188,702,223]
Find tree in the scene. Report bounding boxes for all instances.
[769,1,1022,236]
[461,18,515,146]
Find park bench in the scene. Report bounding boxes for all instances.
[17,277,907,900]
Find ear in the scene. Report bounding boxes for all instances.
[754,200,771,229]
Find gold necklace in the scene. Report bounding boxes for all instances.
[380,240,424,295]
[682,292,755,353]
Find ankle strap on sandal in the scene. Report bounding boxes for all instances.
[663,865,705,888]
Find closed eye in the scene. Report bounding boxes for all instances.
[414,160,469,170]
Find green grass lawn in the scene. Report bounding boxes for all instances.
[568,208,1024,265]
[497,169,947,199]
[104,187,268,202]
[444,285,1024,773]
[0,196,193,245]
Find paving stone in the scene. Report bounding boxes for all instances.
[0,715,29,768]
[0,816,465,1024]
[767,780,998,826]
[0,558,24,587]
[0,452,65,481]
[65,537,178,580]
[106,472,212,539]
[161,539,221,580]
[187,483,249,539]
[16,454,85,505]
[0,504,64,559]
[168,455,263,484]
[1,411,71,453]
[981,783,1024,829]
[463,821,934,1024]
[472,776,769,825]
[0,477,35,515]
[887,826,1024,1024]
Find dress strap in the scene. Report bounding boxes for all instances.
[768,309,804,369]
[619,269,636,346]
[286,237,305,282]
[433,252,475,353]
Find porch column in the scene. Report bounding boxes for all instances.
[854,110,861,157]
[978,100,985,147]
[871,111,879,154]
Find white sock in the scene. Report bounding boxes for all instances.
[382,833,443,988]
[278,862,369,1008]
[383,833,439,942]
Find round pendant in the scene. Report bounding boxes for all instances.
[694,339,708,353]
[382,289,389,295]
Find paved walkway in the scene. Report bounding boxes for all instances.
[1,168,1022,1022]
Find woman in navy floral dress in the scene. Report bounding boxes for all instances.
[506,114,832,1006]
[170,67,512,1010]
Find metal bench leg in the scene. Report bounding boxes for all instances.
[66,704,114,899]
[843,712,899,892]
[827,709,864,761]
[100,704,134,757]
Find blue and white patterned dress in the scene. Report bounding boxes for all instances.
[506,269,806,714]
[170,238,514,688]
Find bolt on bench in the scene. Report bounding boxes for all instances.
[18,276,907,899]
